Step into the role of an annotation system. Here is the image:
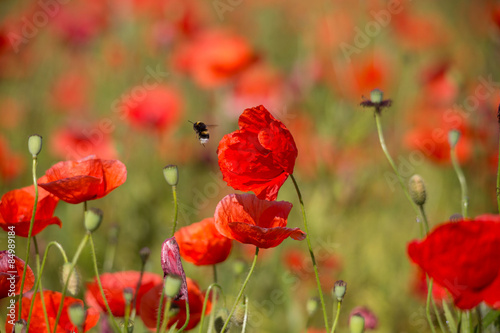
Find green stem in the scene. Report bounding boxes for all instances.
[241,295,249,333]
[89,234,121,333]
[159,297,173,333]
[476,308,483,333]
[27,241,68,327]
[170,185,178,237]
[330,301,342,333]
[220,247,259,333]
[123,302,131,333]
[199,284,223,333]
[425,279,437,333]
[374,112,421,218]
[156,285,166,332]
[418,205,430,235]
[290,174,329,332]
[450,147,468,218]
[431,295,446,333]
[130,258,146,322]
[18,157,38,319]
[33,237,51,332]
[178,300,190,332]
[53,233,90,333]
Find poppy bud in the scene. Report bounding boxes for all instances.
[306,297,319,316]
[409,175,427,206]
[139,247,151,265]
[14,319,27,333]
[349,314,365,333]
[370,89,383,104]
[164,274,183,298]
[28,134,42,158]
[232,300,246,327]
[163,165,179,186]
[333,280,347,302]
[123,287,134,305]
[214,309,230,333]
[61,262,80,296]
[68,303,86,328]
[85,208,103,233]
[448,130,460,149]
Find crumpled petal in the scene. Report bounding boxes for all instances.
[161,237,188,301]
[0,250,35,299]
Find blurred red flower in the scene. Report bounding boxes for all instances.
[0,135,24,182]
[0,250,34,299]
[349,306,378,330]
[411,267,449,303]
[50,123,117,161]
[85,271,162,317]
[214,193,306,249]
[51,71,89,114]
[420,61,458,107]
[407,215,500,309]
[175,218,233,266]
[140,277,211,331]
[217,105,298,201]
[0,176,62,237]
[5,290,99,332]
[39,156,127,204]
[122,84,183,133]
[173,29,255,88]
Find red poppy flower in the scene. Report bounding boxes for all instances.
[217,105,298,201]
[140,277,211,331]
[0,135,24,182]
[214,193,306,249]
[85,271,162,317]
[121,84,183,133]
[0,177,62,237]
[50,123,118,161]
[51,70,89,114]
[5,290,99,332]
[38,156,127,204]
[173,29,255,88]
[175,218,232,266]
[0,250,34,299]
[407,216,500,309]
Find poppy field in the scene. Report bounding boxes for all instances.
[1,0,500,332]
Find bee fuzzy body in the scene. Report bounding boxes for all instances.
[191,121,210,146]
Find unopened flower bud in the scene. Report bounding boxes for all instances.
[164,275,183,298]
[68,303,86,327]
[409,175,427,206]
[14,319,27,333]
[370,89,383,104]
[28,135,42,158]
[214,309,229,333]
[163,165,179,186]
[85,208,103,233]
[306,297,319,316]
[232,299,246,327]
[123,287,134,305]
[333,280,347,302]
[349,314,365,333]
[61,263,80,296]
[139,247,151,265]
[448,130,460,149]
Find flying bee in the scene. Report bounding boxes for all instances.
[189,121,214,146]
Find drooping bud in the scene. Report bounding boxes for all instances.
[214,309,229,333]
[448,130,460,149]
[68,303,86,328]
[409,175,427,206]
[232,298,246,327]
[28,135,42,158]
[333,280,347,302]
[85,208,103,233]
[61,263,80,296]
[349,314,365,333]
[163,165,179,186]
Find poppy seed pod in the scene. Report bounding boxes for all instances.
[68,303,86,328]
[448,130,460,149]
[349,314,365,333]
[163,165,179,186]
[85,208,103,232]
[28,134,42,157]
[409,175,427,206]
[370,89,383,104]
[164,275,183,298]
[333,280,347,301]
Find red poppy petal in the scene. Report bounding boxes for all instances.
[226,222,305,248]
[39,175,102,204]
[101,159,127,194]
[0,251,34,299]
[0,217,62,238]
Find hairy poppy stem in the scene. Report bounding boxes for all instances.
[130,260,146,323]
[199,284,223,333]
[53,233,90,333]
[27,241,68,327]
[18,157,38,319]
[290,174,329,332]
[450,146,468,218]
[170,185,179,237]
[33,237,51,331]
[158,297,172,333]
[178,299,190,332]
[89,234,122,333]
[220,247,259,333]
[330,300,342,333]
[241,295,249,333]
[156,287,166,332]
[374,113,422,219]
[425,279,437,333]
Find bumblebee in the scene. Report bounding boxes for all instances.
[189,121,210,146]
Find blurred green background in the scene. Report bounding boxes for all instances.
[1,0,500,331]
